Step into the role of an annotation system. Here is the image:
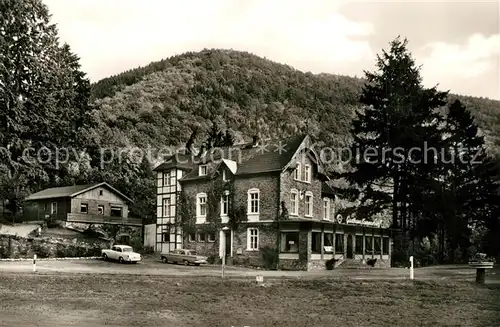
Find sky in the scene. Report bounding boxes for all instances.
[43,0,500,100]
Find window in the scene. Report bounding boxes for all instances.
[383,238,389,255]
[199,165,207,176]
[198,232,206,242]
[80,203,88,214]
[290,189,298,215]
[247,228,259,251]
[305,192,313,217]
[335,234,344,253]
[163,198,171,217]
[97,205,104,215]
[99,190,103,196]
[304,164,311,182]
[196,193,207,218]
[323,233,333,253]
[208,233,216,242]
[110,206,122,217]
[323,198,331,220]
[188,233,195,242]
[222,169,228,182]
[365,236,373,253]
[221,192,229,216]
[355,235,364,254]
[375,237,382,255]
[280,232,299,253]
[163,172,171,186]
[162,233,170,242]
[311,232,321,253]
[247,189,260,214]
[293,162,301,180]
[51,202,57,214]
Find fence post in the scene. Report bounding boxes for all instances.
[409,255,414,280]
[33,254,37,273]
[222,249,225,279]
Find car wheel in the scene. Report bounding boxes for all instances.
[161,256,168,264]
[119,257,124,264]
[183,260,189,266]
[102,254,108,261]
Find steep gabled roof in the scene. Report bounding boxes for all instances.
[178,135,308,182]
[153,153,198,171]
[235,135,307,175]
[24,182,133,203]
[221,159,238,174]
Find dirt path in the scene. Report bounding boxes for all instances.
[1,258,499,284]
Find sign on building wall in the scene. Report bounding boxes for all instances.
[335,214,382,228]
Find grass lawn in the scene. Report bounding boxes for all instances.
[0,273,499,327]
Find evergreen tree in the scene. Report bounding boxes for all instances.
[200,121,235,152]
[439,100,500,261]
[343,37,448,233]
[0,0,95,215]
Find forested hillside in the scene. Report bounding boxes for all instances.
[90,49,500,154]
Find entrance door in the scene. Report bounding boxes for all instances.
[347,234,354,259]
[224,231,231,259]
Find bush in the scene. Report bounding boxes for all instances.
[207,254,218,264]
[129,236,143,251]
[325,258,337,270]
[141,246,154,255]
[32,242,51,258]
[82,228,104,239]
[260,246,278,270]
[44,215,59,228]
[0,240,9,258]
[55,244,102,257]
[17,244,28,256]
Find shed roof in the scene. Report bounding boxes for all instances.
[24,182,133,203]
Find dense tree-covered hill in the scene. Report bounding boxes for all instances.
[90,49,500,158]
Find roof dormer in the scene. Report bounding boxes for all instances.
[199,165,208,176]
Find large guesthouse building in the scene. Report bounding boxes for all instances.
[154,135,395,271]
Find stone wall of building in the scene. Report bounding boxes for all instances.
[183,223,280,268]
[231,223,278,268]
[233,174,280,221]
[183,234,220,263]
[278,258,307,271]
[280,152,324,220]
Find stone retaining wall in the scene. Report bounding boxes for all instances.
[0,234,110,259]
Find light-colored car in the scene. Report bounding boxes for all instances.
[161,249,208,266]
[102,245,141,264]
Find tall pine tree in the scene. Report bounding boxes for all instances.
[437,100,500,261]
[0,0,95,215]
[344,37,448,234]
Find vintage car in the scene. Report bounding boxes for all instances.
[102,245,141,263]
[160,249,208,266]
